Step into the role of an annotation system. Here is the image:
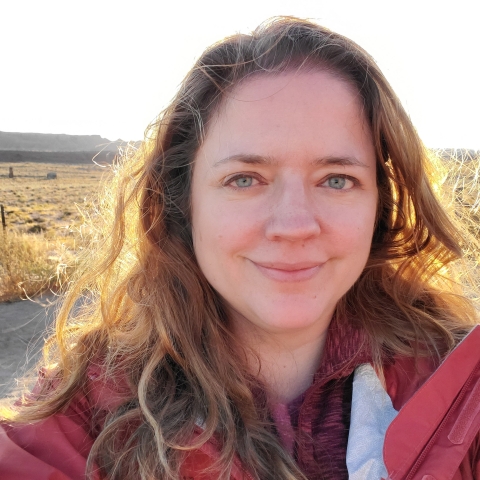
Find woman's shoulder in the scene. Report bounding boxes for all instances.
[0,406,96,480]
[383,325,480,478]
[383,325,480,410]
[0,361,131,480]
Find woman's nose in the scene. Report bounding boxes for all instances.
[264,178,321,242]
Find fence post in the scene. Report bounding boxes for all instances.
[1,205,5,232]
[9,167,13,178]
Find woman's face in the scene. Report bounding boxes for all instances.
[191,71,378,342]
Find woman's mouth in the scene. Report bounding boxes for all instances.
[251,261,323,282]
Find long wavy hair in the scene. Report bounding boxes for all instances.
[3,16,479,480]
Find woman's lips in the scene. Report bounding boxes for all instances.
[251,261,322,282]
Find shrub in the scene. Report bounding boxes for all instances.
[0,230,77,301]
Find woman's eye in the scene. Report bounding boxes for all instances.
[225,175,258,188]
[323,176,355,190]
[234,176,253,188]
[328,177,346,189]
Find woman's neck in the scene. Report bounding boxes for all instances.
[236,321,330,404]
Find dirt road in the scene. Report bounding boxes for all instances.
[0,295,57,396]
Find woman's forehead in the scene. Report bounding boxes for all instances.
[215,68,359,111]
[197,70,374,169]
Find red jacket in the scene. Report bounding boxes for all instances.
[1,325,479,480]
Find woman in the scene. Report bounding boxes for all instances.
[1,17,479,480]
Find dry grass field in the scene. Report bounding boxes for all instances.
[0,162,109,235]
[0,162,111,301]
[439,152,480,238]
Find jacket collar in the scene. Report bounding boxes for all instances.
[313,316,372,385]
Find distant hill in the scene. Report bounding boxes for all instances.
[0,131,141,164]
[0,150,118,164]
[0,131,128,152]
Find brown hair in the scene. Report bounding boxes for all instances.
[3,16,478,479]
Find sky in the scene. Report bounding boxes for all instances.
[1,0,478,149]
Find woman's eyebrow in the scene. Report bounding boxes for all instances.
[212,154,370,168]
[312,156,370,168]
[212,154,276,168]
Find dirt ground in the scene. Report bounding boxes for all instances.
[0,295,57,397]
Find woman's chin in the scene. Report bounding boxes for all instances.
[232,302,335,339]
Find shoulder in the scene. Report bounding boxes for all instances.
[0,362,132,480]
[383,325,480,410]
[0,409,95,479]
[382,325,480,478]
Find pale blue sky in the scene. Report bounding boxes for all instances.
[1,0,478,149]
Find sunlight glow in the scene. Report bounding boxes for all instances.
[0,0,478,149]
